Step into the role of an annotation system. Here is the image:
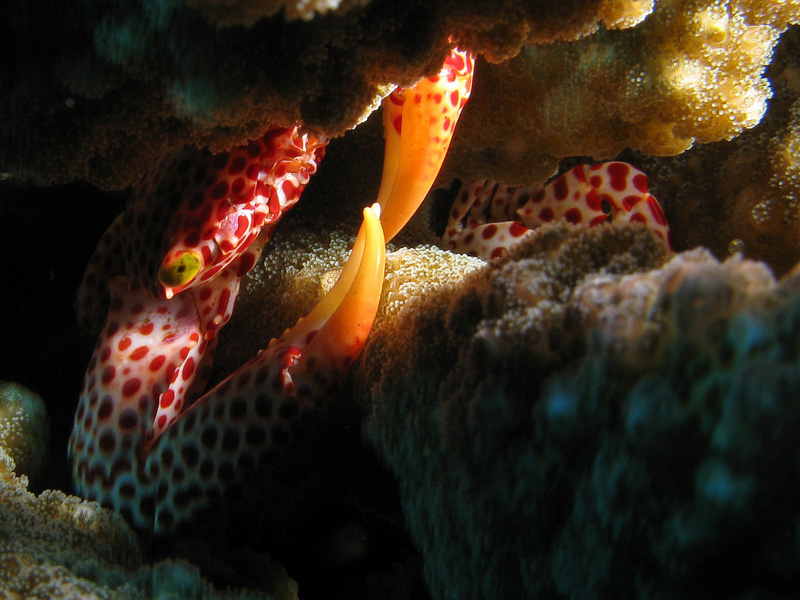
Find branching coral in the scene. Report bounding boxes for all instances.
[357,221,800,600]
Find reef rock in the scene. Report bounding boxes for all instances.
[0,381,50,489]
[0,417,296,599]
[358,222,800,600]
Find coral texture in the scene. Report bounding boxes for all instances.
[0,0,651,189]
[0,402,295,599]
[0,381,50,489]
[358,222,800,599]
[636,27,800,276]
[447,0,800,187]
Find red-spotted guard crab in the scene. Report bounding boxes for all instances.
[69,48,475,533]
[446,161,672,260]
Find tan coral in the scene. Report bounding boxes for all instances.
[633,27,800,276]
[445,0,800,187]
[2,0,654,188]
[351,222,671,407]
[0,382,50,490]
[0,449,142,598]
[0,426,294,598]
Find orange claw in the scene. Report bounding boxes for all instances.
[377,47,475,242]
[277,202,386,383]
[138,204,385,533]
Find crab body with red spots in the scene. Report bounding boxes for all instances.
[70,126,334,531]
[446,161,672,260]
[69,48,476,534]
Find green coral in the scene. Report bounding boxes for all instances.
[0,381,50,489]
[359,222,800,599]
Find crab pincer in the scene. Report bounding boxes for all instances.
[376,47,475,242]
[70,45,475,533]
[142,204,385,532]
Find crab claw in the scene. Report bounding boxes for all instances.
[141,204,385,533]
[376,47,475,242]
[276,203,386,386]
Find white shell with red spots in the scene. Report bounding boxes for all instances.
[445,162,672,260]
[70,125,328,531]
[124,127,327,300]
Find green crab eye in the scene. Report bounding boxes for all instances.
[158,252,201,288]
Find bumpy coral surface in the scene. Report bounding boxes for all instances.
[448,0,800,187]
[0,0,652,188]
[0,401,296,599]
[358,222,800,600]
[637,27,800,275]
[0,381,50,489]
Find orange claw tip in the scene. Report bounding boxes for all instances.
[376,47,475,244]
[275,203,385,378]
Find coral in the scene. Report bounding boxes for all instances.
[0,446,140,598]
[0,381,50,489]
[634,27,800,276]
[358,222,800,600]
[0,0,651,189]
[186,0,373,27]
[0,395,295,598]
[446,0,800,187]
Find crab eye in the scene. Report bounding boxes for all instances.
[158,251,202,288]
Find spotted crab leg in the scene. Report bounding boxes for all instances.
[376,47,475,242]
[142,204,385,533]
[446,162,673,259]
[69,240,263,523]
[70,126,328,526]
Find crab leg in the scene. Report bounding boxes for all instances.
[446,162,673,259]
[376,47,475,242]
[142,204,385,533]
[71,44,476,531]
[69,242,262,524]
